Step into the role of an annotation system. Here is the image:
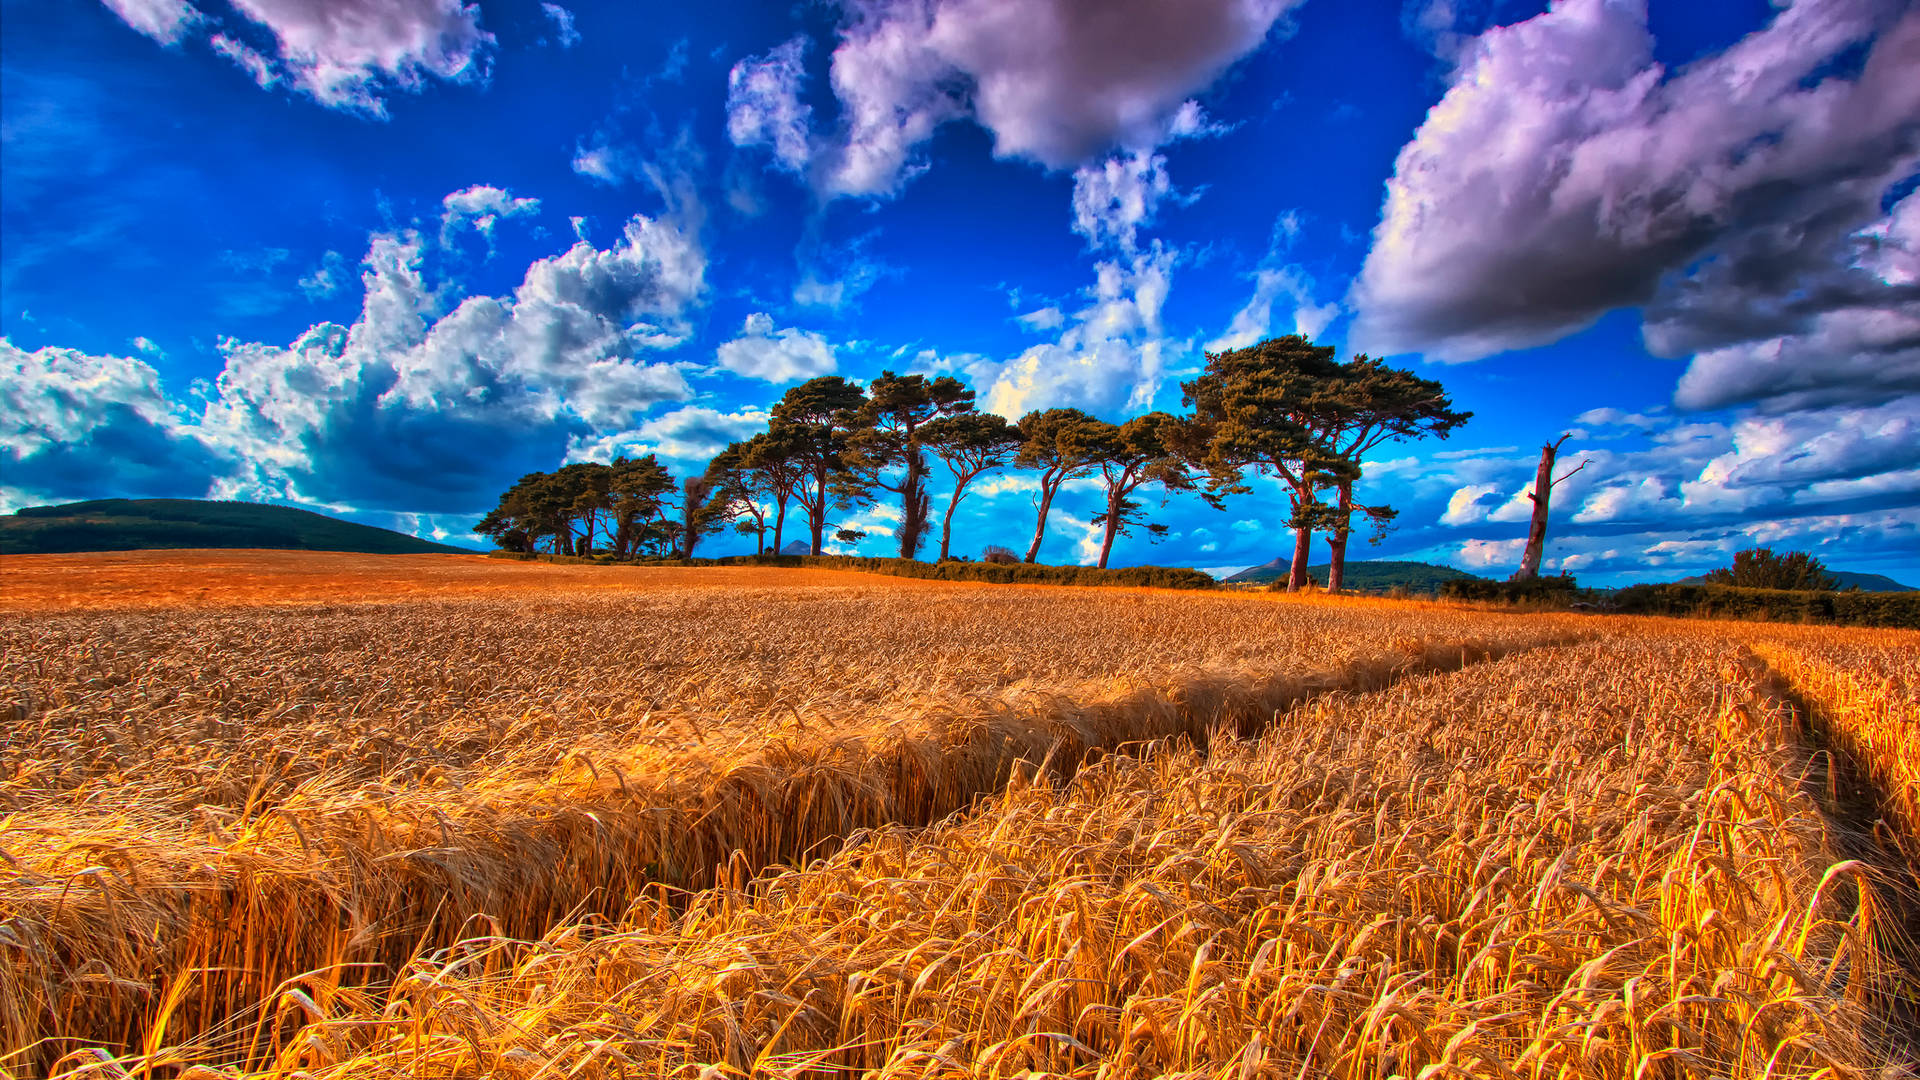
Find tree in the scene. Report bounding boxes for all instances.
[606,455,676,559]
[1181,335,1347,592]
[1317,356,1471,593]
[738,429,807,555]
[769,377,869,555]
[672,468,730,559]
[1705,548,1839,591]
[846,371,974,559]
[475,472,551,553]
[920,411,1023,561]
[1013,408,1108,564]
[1088,412,1207,569]
[1513,434,1587,581]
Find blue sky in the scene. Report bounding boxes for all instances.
[4,0,1916,585]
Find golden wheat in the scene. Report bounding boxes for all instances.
[2,554,1913,1077]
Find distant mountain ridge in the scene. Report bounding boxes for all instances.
[1675,570,1913,592]
[2,498,473,555]
[1223,558,1483,590]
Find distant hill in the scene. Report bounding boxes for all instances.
[2,498,474,556]
[1676,570,1913,592]
[1223,558,1484,591]
[780,539,811,555]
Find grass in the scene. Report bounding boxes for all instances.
[1,551,1914,1077]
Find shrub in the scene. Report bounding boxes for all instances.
[1610,583,1919,629]
[1440,573,1580,604]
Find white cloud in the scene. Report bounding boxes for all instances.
[541,3,580,48]
[727,37,814,174]
[1456,537,1526,569]
[1016,306,1066,332]
[100,0,204,44]
[1071,150,1170,253]
[715,313,838,383]
[1439,482,1501,526]
[9,192,707,515]
[439,184,540,245]
[2,339,225,498]
[566,406,770,464]
[972,243,1177,418]
[297,250,347,298]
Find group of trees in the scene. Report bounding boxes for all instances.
[477,335,1470,592]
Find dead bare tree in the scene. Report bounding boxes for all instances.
[1512,434,1587,581]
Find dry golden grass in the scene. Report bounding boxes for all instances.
[1,555,1914,1077]
[0,549,930,611]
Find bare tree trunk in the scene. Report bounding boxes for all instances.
[938,488,963,561]
[1025,475,1059,563]
[1515,436,1574,581]
[1288,522,1313,592]
[1325,481,1352,594]
[772,498,787,555]
[1097,491,1122,569]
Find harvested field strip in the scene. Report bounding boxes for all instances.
[103,637,1908,1078]
[5,630,1570,1065]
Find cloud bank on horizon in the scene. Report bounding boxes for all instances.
[3,0,1916,583]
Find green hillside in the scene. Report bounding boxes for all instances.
[1223,558,1483,591]
[1676,570,1912,592]
[2,499,474,556]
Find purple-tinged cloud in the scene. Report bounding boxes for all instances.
[1351,0,1920,363]
[99,0,495,116]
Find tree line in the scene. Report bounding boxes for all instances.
[477,334,1469,592]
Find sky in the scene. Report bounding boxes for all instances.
[3,0,1917,585]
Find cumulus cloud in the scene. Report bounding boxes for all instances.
[1668,189,1920,413]
[1439,482,1501,525]
[971,243,1177,419]
[1351,0,1920,363]
[2,339,227,500]
[567,406,771,464]
[100,0,495,116]
[727,37,814,174]
[715,313,838,383]
[1070,150,1170,252]
[440,184,540,245]
[7,195,706,515]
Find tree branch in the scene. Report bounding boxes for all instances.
[1548,458,1589,489]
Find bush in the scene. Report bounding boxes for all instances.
[982,545,1019,565]
[1610,583,1919,629]
[718,554,1217,590]
[1439,573,1581,604]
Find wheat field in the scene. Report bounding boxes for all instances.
[1,552,1914,1078]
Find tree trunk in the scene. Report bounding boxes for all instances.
[809,464,828,555]
[899,452,928,558]
[772,496,788,554]
[1288,522,1313,592]
[1025,474,1059,563]
[1515,439,1562,581]
[938,487,963,561]
[1325,481,1352,594]
[1097,492,1122,569]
